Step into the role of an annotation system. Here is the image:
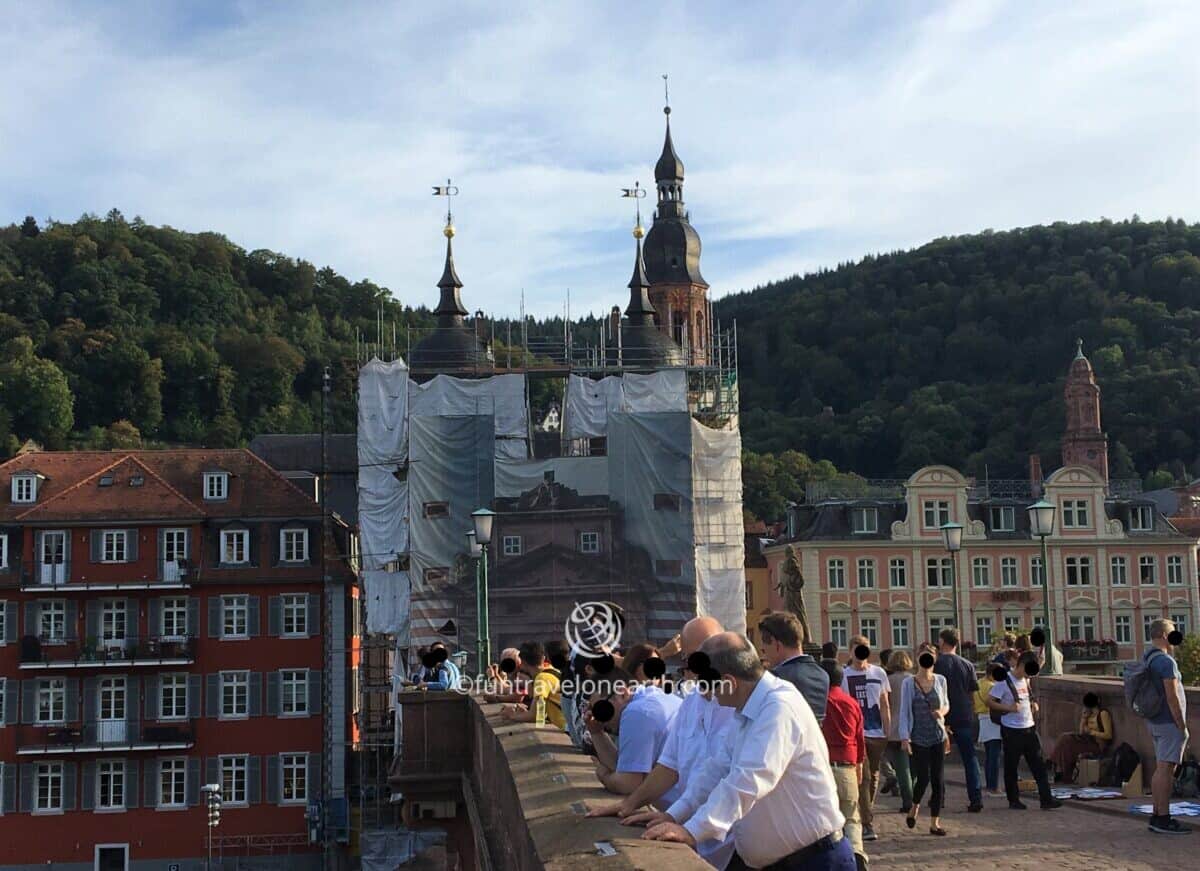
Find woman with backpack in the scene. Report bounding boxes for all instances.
[900,649,951,835]
[1049,692,1113,782]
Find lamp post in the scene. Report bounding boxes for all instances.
[465,530,483,674]
[471,508,496,673]
[201,782,222,871]
[1027,498,1057,675]
[940,521,964,632]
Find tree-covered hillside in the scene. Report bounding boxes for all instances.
[717,219,1200,483]
[0,211,426,452]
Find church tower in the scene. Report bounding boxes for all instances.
[1061,339,1109,481]
[643,100,709,365]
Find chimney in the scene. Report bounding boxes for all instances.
[1029,454,1044,495]
[609,305,621,336]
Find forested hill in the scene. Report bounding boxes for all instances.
[0,211,425,453]
[716,219,1200,483]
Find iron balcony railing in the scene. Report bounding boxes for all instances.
[16,720,196,754]
[806,477,1143,503]
[18,634,196,668]
[17,559,193,591]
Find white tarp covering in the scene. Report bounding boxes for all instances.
[494,456,610,498]
[409,373,529,438]
[562,371,688,439]
[363,569,411,641]
[357,467,409,571]
[691,418,747,635]
[358,358,409,466]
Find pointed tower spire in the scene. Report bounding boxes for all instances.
[626,224,656,324]
[1062,338,1108,481]
[432,181,467,321]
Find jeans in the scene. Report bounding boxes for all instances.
[1001,725,1054,805]
[829,764,864,863]
[910,742,946,816]
[729,836,857,871]
[950,719,981,804]
[884,741,914,811]
[983,739,1002,791]
[858,737,888,829]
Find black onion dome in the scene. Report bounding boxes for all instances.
[655,121,685,183]
[643,218,706,287]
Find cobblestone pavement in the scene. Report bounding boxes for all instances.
[865,768,1194,870]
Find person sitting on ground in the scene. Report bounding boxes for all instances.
[820,658,868,869]
[759,610,830,722]
[900,649,950,836]
[1049,691,1113,782]
[986,653,1062,811]
[586,665,682,795]
[499,640,565,728]
[883,650,915,814]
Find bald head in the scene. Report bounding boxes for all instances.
[681,616,723,658]
[702,632,765,682]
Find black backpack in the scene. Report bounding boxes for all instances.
[1174,757,1200,798]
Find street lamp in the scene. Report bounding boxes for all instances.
[940,521,964,632]
[465,530,483,674]
[1027,498,1057,674]
[201,783,222,871]
[471,508,496,672]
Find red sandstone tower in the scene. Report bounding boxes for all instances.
[1061,339,1109,481]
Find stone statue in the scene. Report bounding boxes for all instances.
[777,544,812,645]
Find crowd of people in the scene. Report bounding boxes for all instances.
[425,612,1192,868]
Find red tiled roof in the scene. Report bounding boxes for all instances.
[1168,517,1200,537]
[0,449,320,522]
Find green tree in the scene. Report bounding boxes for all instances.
[0,337,74,447]
[1177,634,1200,686]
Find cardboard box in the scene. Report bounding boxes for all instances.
[1077,757,1102,786]
[1121,763,1144,798]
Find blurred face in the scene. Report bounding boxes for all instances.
[759,634,786,668]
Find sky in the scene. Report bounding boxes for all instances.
[1,0,1197,318]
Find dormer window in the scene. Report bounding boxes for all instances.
[12,474,37,504]
[280,528,309,563]
[204,472,229,501]
[989,506,1016,532]
[1130,504,1153,532]
[850,507,878,534]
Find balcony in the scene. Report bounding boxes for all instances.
[18,560,193,592]
[18,634,196,670]
[15,720,196,756]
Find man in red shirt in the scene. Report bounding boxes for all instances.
[821,658,867,871]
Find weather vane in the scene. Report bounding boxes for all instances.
[621,181,647,237]
[663,73,670,115]
[432,178,459,231]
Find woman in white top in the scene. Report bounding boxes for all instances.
[899,650,950,836]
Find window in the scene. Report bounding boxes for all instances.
[745,580,753,610]
[972,557,991,588]
[925,557,951,588]
[100,530,127,563]
[990,506,1015,532]
[221,756,248,805]
[162,529,188,563]
[422,567,449,584]
[860,618,878,647]
[1003,616,1022,634]
[1000,557,1019,587]
[1110,556,1128,586]
[222,596,248,638]
[204,473,228,501]
[579,532,600,554]
[12,475,36,504]
[281,670,308,716]
[653,493,681,511]
[221,671,249,719]
[160,674,188,720]
[281,595,308,637]
[1062,499,1090,528]
[422,501,449,518]
[159,758,187,808]
[502,535,522,557]
[0,600,6,643]
[1167,556,1184,586]
[850,508,878,534]
[1130,505,1153,532]
[99,678,125,725]
[1065,556,1092,586]
[929,617,953,644]
[888,558,907,588]
[829,619,848,648]
[0,533,7,569]
[161,598,188,639]
[282,754,308,803]
[856,558,876,589]
[1069,615,1096,641]
[976,616,993,647]
[35,762,63,812]
[1171,614,1189,635]
[37,678,66,724]
[1115,615,1132,645]
[923,500,951,529]
[97,760,125,810]
[40,600,67,642]
[892,618,910,648]
[280,529,308,563]
[1031,556,1045,587]
[101,600,127,645]
[221,530,249,565]
[1138,556,1157,585]
[827,558,846,590]
[1143,614,1159,643]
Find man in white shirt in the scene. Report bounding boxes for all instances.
[840,638,890,841]
[986,652,1061,810]
[586,666,682,795]
[588,617,737,867]
[643,633,853,870]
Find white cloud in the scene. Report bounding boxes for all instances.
[0,0,1195,321]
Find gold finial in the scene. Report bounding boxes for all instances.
[622,180,647,237]
[633,222,645,239]
[444,222,455,239]
[432,177,459,238]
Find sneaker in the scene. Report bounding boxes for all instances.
[1149,817,1192,835]
[863,826,878,841]
[1040,798,1063,810]
[1009,801,1027,810]
[968,802,983,813]
[986,790,1005,798]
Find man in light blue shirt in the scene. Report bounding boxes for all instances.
[421,642,462,691]
[587,667,682,795]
